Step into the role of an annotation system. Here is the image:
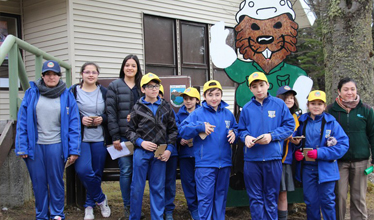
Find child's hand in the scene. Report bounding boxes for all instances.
[307,149,318,159]
[141,141,158,151]
[158,150,171,162]
[68,155,79,164]
[227,130,236,144]
[205,122,216,135]
[290,137,302,145]
[256,134,272,145]
[245,136,256,148]
[180,139,189,146]
[295,150,304,161]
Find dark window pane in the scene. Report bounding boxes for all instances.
[226,27,236,50]
[144,15,175,66]
[181,22,207,66]
[213,69,234,87]
[145,66,175,76]
[182,68,207,86]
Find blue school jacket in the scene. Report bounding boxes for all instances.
[238,95,295,161]
[15,81,81,161]
[179,101,238,168]
[176,104,201,158]
[294,112,349,183]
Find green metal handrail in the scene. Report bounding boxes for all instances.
[0,34,72,120]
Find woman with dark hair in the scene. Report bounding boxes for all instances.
[15,60,81,220]
[106,55,143,219]
[327,77,374,220]
[71,62,111,219]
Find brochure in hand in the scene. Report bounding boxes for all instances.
[154,144,167,158]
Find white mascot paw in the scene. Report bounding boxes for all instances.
[293,76,313,113]
[210,21,237,69]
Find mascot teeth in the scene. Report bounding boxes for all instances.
[262,48,272,59]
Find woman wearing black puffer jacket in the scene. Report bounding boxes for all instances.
[106,54,143,219]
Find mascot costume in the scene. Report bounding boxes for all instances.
[210,0,313,111]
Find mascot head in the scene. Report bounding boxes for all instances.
[235,0,298,73]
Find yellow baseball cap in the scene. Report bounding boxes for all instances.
[140,72,161,87]
[159,84,164,95]
[180,87,200,101]
[308,90,326,103]
[247,72,268,86]
[203,80,222,93]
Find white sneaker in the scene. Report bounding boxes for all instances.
[98,195,111,217]
[54,216,62,220]
[84,206,94,220]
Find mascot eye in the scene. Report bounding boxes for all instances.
[251,23,260,31]
[273,22,282,29]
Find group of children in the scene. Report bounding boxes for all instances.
[121,71,349,220]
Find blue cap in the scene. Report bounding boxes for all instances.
[276,85,297,96]
[42,60,61,76]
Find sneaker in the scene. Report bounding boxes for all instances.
[53,216,62,220]
[84,206,94,220]
[190,209,199,220]
[97,195,111,217]
[165,213,174,220]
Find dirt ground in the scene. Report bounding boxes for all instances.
[1,180,374,220]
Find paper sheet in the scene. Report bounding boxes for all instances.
[107,141,133,160]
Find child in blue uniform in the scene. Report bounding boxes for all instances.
[176,87,201,220]
[179,80,238,220]
[159,84,178,220]
[238,72,295,220]
[126,73,178,220]
[294,90,349,220]
[276,85,302,220]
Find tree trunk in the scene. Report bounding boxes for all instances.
[322,0,374,105]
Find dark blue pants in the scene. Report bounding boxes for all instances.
[130,149,166,220]
[74,141,107,207]
[244,160,282,220]
[195,167,230,220]
[303,165,336,220]
[165,156,178,214]
[25,143,65,220]
[179,157,198,212]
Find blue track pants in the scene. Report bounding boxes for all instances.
[179,157,198,212]
[165,156,178,214]
[74,141,107,207]
[25,143,65,220]
[130,149,166,220]
[195,167,230,220]
[244,160,282,220]
[303,164,336,220]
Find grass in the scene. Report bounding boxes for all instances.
[1,180,374,219]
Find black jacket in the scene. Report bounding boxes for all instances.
[71,84,111,145]
[106,78,141,142]
[126,98,178,150]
